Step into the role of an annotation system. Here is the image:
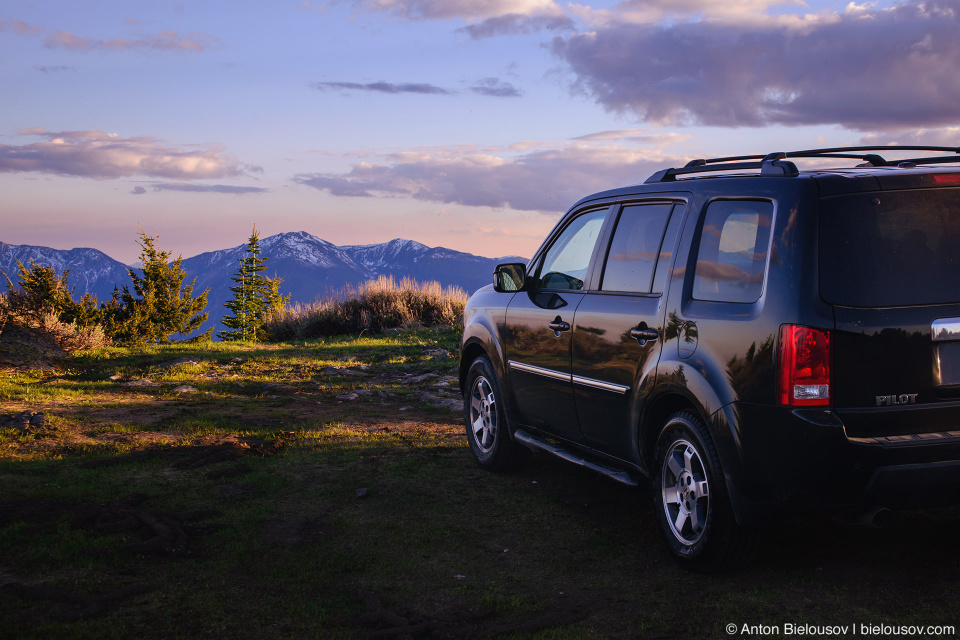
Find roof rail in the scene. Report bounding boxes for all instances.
[644,145,960,183]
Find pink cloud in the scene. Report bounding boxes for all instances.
[44,29,221,53]
[1,129,260,180]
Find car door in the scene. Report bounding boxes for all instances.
[503,207,609,441]
[571,201,685,457]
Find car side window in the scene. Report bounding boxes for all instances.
[600,203,674,294]
[536,209,607,290]
[692,200,773,303]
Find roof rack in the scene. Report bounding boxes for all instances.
[645,146,960,183]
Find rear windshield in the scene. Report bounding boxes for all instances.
[819,188,960,307]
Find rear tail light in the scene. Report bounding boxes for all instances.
[932,174,960,185]
[779,325,831,406]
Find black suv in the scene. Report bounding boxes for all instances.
[458,146,960,570]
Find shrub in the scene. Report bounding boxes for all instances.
[263,276,467,341]
[35,311,111,352]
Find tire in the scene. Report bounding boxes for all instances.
[653,411,757,572]
[463,356,527,471]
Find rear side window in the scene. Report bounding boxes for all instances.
[820,188,960,307]
[601,203,674,294]
[692,200,774,303]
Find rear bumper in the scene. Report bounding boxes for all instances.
[860,459,960,511]
[720,403,960,524]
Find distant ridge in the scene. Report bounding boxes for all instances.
[1,233,527,337]
[0,241,132,303]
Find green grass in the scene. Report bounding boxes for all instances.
[2,328,959,639]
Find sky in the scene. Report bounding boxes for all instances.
[2,0,959,264]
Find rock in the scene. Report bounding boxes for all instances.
[356,488,368,499]
[123,379,159,388]
[407,372,438,383]
[419,393,462,411]
[424,348,453,360]
[355,389,373,396]
[108,374,124,382]
[158,357,201,370]
[0,411,46,430]
[323,367,369,377]
[436,398,463,411]
[230,357,244,364]
[336,392,359,401]
[172,385,198,394]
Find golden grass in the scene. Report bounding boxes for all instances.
[263,275,467,340]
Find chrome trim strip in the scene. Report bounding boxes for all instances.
[508,360,570,382]
[572,375,630,395]
[849,430,960,446]
[932,318,960,342]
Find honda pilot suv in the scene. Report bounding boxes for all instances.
[458,146,960,571]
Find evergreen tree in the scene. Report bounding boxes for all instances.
[2,259,100,327]
[219,227,288,341]
[102,230,210,344]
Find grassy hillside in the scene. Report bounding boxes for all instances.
[1,332,959,639]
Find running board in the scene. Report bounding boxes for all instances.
[513,429,640,487]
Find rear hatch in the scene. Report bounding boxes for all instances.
[819,185,960,439]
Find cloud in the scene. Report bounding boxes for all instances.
[44,29,221,53]
[457,13,573,38]
[294,136,685,212]
[130,186,147,195]
[0,129,260,179]
[471,77,522,97]
[0,19,44,35]
[857,127,960,149]
[553,0,960,129]
[1,19,220,54]
[572,129,692,146]
[577,0,804,26]
[145,182,269,194]
[33,65,76,73]
[348,0,563,21]
[312,81,455,95]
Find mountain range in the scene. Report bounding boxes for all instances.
[0,232,526,337]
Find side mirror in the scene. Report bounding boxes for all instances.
[494,263,527,293]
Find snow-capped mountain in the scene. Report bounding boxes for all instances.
[181,231,377,309]
[342,237,526,291]
[2,232,526,338]
[0,242,131,303]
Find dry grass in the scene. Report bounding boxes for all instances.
[263,276,467,341]
[0,305,110,353]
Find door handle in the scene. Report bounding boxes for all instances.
[549,316,571,337]
[630,327,659,346]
